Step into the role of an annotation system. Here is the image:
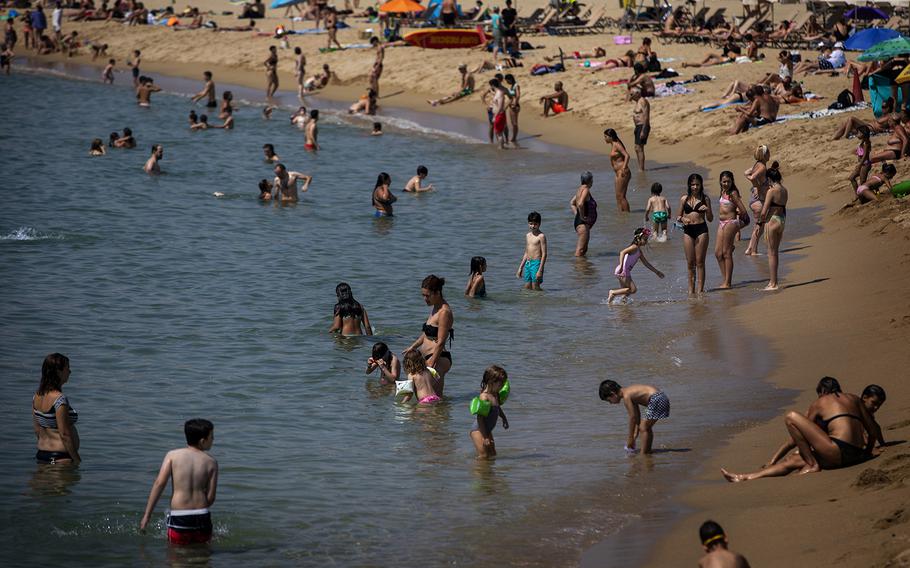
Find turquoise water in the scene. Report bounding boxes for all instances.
[1,69,789,566]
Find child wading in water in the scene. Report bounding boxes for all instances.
[698,520,751,568]
[599,380,669,454]
[608,228,664,303]
[470,365,511,459]
[404,165,434,192]
[140,419,219,544]
[644,183,670,242]
[516,211,547,290]
[401,350,443,404]
[366,341,400,385]
[465,256,487,297]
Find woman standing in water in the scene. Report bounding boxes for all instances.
[329,282,372,335]
[371,172,397,217]
[603,129,631,212]
[678,173,713,294]
[570,171,597,257]
[33,353,80,464]
[405,275,453,380]
[758,162,788,291]
[714,171,749,289]
[504,74,521,146]
[744,145,770,256]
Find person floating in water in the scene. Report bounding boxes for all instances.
[516,211,546,290]
[608,228,664,304]
[469,365,510,459]
[598,380,670,454]
[140,419,219,545]
[698,520,751,568]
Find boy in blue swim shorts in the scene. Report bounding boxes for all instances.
[516,211,547,290]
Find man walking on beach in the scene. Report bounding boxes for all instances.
[51,2,63,51]
[191,71,217,108]
[631,87,650,172]
[370,37,384,97]
[500,0,517,54]
[265,46,279,99]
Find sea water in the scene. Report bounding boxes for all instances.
[0,69,794,566]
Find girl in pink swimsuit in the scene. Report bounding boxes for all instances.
[848,125,872,193]
[608,228,665,303]
[401,350,443,405]
[855,163,896,204]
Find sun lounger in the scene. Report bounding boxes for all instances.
[548,6,608,36]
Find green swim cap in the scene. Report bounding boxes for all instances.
[470,396,492,417]
[499,380,511,404]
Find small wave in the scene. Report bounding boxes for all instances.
[1,227,62,241]
[346,113,483,144]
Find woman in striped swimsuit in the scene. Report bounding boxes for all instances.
[33,353,80,464]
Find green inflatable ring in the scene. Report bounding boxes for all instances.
[891,180,910,198]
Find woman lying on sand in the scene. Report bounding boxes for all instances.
[722,377,876,482]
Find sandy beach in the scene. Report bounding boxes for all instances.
[8,0,910,564]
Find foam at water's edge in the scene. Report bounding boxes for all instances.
[1,227,62,241]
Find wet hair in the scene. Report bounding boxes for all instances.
[403,349,427,374]
[481,365,508,395]
[603,128,620,143]
[258,179,271,194]
[650,182,663,195]
[275,163,286,172]
[766,161,782,184]
[753,144,770,162]
[470,256,486,275]
[108,132,118,146]
[686,173,705,198]
[310,109,319,119]
[882,163,897,178]
[699,520,725,549]
[417,165,428,176]
[374,172,391,189]
[861,384,887,402]
[90,138,104,151]
[189,110,198,122]
[528,211,542,224]
[151,144,162,154]
[372,122,382,131]
[421,274,446,293]
[719,170,739,196]
[38,353,70,395]
[200,114,208,123]
[581,171,593,187]
[372,341,392,363]
[184,418,214,446]
[334,282,364,320]
[263,143,275,154]
[816,376,842,395]
[598,379,621,400]
[123,127,133,136]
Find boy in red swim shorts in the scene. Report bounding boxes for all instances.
[140,419,219,545]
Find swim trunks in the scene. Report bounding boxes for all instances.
[493,111,506,134]
[441,12,456,26]
[304,143,316,151]
[551,102,565,114]
[645,391,670,420]
[522,259,542,283]
[750,116,773,128]
[206,100,217,108]
[132,66,139,78]
[487,108,494,124]
[35,450,72,464]
[166,509,212,545]
[634,124,650,146]
[651,210,668,223]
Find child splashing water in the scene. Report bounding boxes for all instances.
[470,365,511,459]
[608,228,664,304]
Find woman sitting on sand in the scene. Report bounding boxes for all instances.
[404,275,453,381]
[329,282,372,336]
[722,377,876,482]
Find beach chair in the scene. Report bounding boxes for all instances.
[520,7,557,34]
[549,5,608,36]
[770,11,812,48]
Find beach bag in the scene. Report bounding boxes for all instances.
[828,89,854,110]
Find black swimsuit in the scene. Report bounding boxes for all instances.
[817,413,870,467]
[422,323,453,363]
[682,197,709,239]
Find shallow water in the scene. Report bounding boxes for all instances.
[1,69,798,566]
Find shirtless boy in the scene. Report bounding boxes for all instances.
[191,71,217,108]
[136,77,161,107]
[404,165,433,192]
[698,521,751,568]
[102,59,115,84]
[140,419,219,545]
[273,163,312,202]
[644,182,670,241]
[598,380,670,454]
[631,87,650,171]
[516,211,547,290]
[304,110,319,151]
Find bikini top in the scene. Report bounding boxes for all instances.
[856,145,866,157]
[719,194,733,207]
[423,323,454,346]
[33,394,78,429]
[683,197,707,214]
[372,187,396,207]
[817,412,861,430]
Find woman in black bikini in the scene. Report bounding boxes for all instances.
[371,172,397,217]
[329,282,372,336]
[405,275,453,380]
[33,353,81,464]
[677,173,713,294]
[722,377,876,482]
[570,171,597,257]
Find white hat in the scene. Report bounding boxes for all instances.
[833,41,844,49]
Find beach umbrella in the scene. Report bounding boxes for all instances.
[858,36,910,62]
[844,6,888,21]
[844,28,900,51]
[379,0,425,13]
[270,0,306,9]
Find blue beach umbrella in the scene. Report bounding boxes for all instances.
[844,28,901,51]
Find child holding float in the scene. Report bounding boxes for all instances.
[470,365,511,459]
[396,350,442,404]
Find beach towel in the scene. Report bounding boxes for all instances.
[700,101,747,112]
[654,83,694,97]
[776,102,869,123]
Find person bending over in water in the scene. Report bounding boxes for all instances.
[599,380,670,454]
[678,173,713,294]
[371,172,397,217]
[721,377,876,482]
[140,419,218,545]
[714,171,749,289]
[272,163,312,202]
[516,211,547,290]
[33,353,81,465]
[366,342,400,385]
[570,171,597,256]
[470,365,510,459]
[608,227,664,303]
[644,183,670,241]
[698,520,751,568]
[853,163,896,205]
[404,165,433,193]
[465,256,487,297]
[262,144,280,163]
[89,138,106,156]
[329,282,372,335]
[603,128,631,212]
[756,163,787,291]
[144,144,163,175]
[428,63,475,107]
[400,350,443,404]
[404,274,454,380]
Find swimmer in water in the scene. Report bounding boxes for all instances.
[190,115,209,130]
[607,227,664,304]
[465,256,487,298]
[371,172,397,217]
[401,350,442,404]
[263,144,280,163]
[272,163,312,203]
[136,76,161,107]
[258,179,273,200]
[403,165,433,193]
[114,127,136,148]
[290,106,308,128]
[304,110,319,151]
[89,138,106,156]
[262,105,276,120]
[144,144,163,175]
[371,122,383,136]
[139,419,218,545]
[366,342,400,385]
[329,282,372,336]
[470,365,510,459]
[188,110,198,125]
[212,107,234,130]
[599,380,670,454]
[697,521,751,568]
[404,274,454,381]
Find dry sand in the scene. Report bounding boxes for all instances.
[9,0,910,565]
